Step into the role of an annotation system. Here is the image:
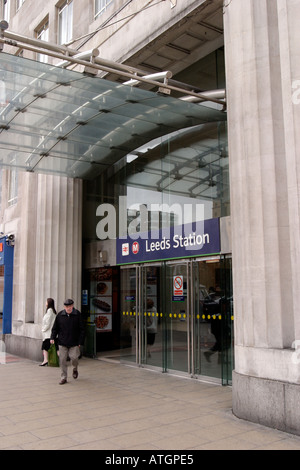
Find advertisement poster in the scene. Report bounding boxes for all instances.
[90,268,113,332]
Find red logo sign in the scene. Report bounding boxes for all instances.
[132,241,140,254]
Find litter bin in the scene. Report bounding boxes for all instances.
[84,321,96,358]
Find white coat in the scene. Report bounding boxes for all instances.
[42,308,56,340]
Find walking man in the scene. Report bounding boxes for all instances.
[51,299,85,385]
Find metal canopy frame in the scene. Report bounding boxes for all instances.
[0,25,226,107]
[0,24,226,180]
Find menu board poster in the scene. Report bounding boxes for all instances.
[90,268,113,332]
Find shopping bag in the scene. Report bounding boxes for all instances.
[48,343,59,367]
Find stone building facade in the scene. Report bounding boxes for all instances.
[0,0,300,435]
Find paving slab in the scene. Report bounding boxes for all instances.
[1,354,300,451]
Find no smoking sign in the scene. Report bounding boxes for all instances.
[173,275,183,296]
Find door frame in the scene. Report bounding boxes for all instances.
[165,259,190,375]
[165,256,221,378]
[120,255,233,384]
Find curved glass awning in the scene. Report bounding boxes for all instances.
[0,53,226,180]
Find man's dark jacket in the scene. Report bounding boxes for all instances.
[51,308,85,348]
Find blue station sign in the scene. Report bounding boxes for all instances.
[116,218,220,265]
[0,236,14,334]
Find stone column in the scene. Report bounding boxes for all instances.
[224,0,300,434]
[8,172,82,358]
[34,174,83,321]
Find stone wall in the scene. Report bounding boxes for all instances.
[224,0,300,432]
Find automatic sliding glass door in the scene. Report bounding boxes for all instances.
[140,265,162,368]
[120,264,162,368]
[191,257,234,384]
[164,261,190,374]
[120,258,234,384]
[164,257,234,382]
[120,266,138,363]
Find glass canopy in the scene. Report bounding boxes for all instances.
[0,53,226,179]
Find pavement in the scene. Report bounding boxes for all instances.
[1,353,300,451]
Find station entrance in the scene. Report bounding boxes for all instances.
[119,257,233,385]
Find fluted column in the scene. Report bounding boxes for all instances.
[10,172,82,340]
[224,0,300,432]
[34,174,83,322]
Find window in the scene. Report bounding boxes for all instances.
[95,0,113,18]
[58,0,73,45]
[3,0,10,21]
[36,21,49,63]
[16,0,25,10]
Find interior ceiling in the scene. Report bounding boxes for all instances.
[105,0,224,87]
[118,122,229,202]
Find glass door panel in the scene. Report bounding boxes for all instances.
[140,265,162,368]
[120,266,138,363]
[191,258,234,384]
[165,262,189,374]
[120,264,163,369]
[220,257,234,385]
[194,259,222,380]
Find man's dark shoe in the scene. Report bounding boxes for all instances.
[73,368,78,379]
[59,378,67,385]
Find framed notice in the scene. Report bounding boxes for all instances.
[90,268,113,332]
[172,275,185,302]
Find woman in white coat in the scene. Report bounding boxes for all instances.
[40,298,57,366]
